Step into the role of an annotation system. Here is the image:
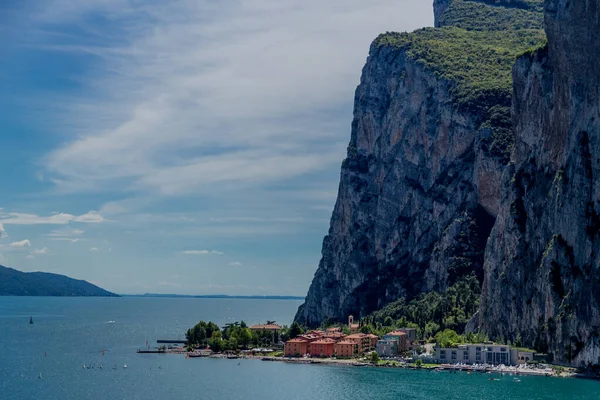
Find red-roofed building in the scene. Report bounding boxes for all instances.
[284,338,309,357]
[308,340,335,357]
[345,333,371,355]
[335,340,357,358]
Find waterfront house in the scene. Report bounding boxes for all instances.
[386,331,408,351]
[376,338,399,357]
[308,339,335,357]
[396,328,417,349]
[345,334,372,355]
[435,344,516,365]
[366,334,379,349]
[284,338,309,357]
[335,340,357,358]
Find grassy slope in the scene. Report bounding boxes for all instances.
[374,0,545,163]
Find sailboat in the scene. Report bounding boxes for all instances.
[30,316,33,325]
[83,364,87,369]
[37,373,42,379]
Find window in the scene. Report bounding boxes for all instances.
[440,350,446,355]
[501,348,506,352]
[476,347,481,351]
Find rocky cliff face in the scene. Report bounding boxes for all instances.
[479,0,600,366]
[293,0,544,326]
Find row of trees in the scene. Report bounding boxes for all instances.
[186,320,302,352]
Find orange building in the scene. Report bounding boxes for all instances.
[345,334,371,355]
[284,338,309,357]
[335,340,357,358]
[365,334,379,350]
[386,331,408,352]
[308,340,335,357]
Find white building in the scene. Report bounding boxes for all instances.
[435,344,514,365]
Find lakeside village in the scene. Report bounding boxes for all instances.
[145,316,584,378]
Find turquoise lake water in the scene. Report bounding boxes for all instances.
[1,297,599,400]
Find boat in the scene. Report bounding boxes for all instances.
[514,378,521,382]
[113,365,117,370]
[38,373,42,379]
[227,355,240,359]
[123,364,127,369]
[99,364,103,369]
[83,364,86,369]
[30,316,33,325]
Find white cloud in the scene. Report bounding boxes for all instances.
[182,250,223,255]
[89,247,100,252]
[0,223,7,238]
[26,254,35,259]
[45,228,85,237]
[33,247,49,255]
[10,239,31,248]
[0,211,104,225]
[229,261,242,267]
[21,0,431,197]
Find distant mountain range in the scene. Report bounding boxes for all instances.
[127,293,304,300]
[0,265,117,297]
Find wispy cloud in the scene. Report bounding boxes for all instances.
[229,261,242,267]
[181,250,223,255]
[0,223,7,238]
[89,247,100,252]
[10,239,31,248]
[17,0,431,198]
[0,211,104,225]
[45,228,86,242]
[33,247,49,255]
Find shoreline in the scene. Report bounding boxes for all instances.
[169,350,590,379]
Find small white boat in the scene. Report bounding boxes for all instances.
[123,364,127,369]
[37,373,42,379]
[83,364,86,369]
[99,364,103,369]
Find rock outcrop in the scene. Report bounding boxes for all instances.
[479,0,600,366]
[295,0,544,326]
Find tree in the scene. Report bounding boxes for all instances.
[384,316,394,327]
[370,352,379,364]
[209,330,224,352]
[288,322,304,339]
[415,359,423,368]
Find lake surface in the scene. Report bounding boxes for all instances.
[1,297,599,400]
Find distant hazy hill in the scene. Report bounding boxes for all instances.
[0,265,117,297]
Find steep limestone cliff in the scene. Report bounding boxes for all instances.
[480,0,600,366]
[295,0,544,326]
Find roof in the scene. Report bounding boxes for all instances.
[285,338,309,344]
[326,327,341,332]
[310,340,335,345]
[387,331,407,336]
[345,334,367,339]
[366,334,379,338]
[335,340,356,345]
[249,324,281,330]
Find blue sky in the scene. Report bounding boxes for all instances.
[0,0,432,295]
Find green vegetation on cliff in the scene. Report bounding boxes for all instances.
[374,7,544,163]
[364,275,481,339]
[439,0,543,31]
